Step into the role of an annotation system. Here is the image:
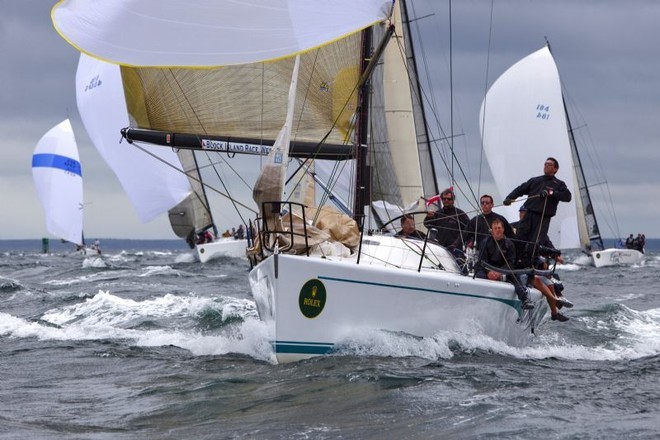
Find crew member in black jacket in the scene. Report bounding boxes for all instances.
[475,218,533,309]
[453,194,514,251]
[423,188,469,248]
[503,157,571,266]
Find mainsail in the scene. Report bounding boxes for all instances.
[31,119,84,246]
[117,43,362,156]
[370,0,436,211]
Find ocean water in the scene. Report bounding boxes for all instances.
[1,239,659,439]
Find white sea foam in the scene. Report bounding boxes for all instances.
[335,329,455,360]
[106,253,138,264]
[644,255,660,267]
[150,251,172,256]
[493,306,660,362]
[0,290,274,363]
[571,254,593,266]
[82,256,107,268]
[0,276,22,290]
[42,290,214,326]
[44,270,134,286]
[140,318,275,363]
[5,285,660,365]
[327,305,660,363]
[557,262,583,271]
[139,265,180,277]
[175,252,197,264]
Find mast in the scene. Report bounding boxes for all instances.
[352,21,396,225]
[562,98,604,251]
[190,150,216,236]
[353,28,373,227]
[365,0,436,226]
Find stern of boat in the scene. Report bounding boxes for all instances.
[592,248,644,267]
[196,238,248,262]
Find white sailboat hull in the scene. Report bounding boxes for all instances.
[75,246,101,257]
[592,248,644,268]
[196,238,247,262]
[249,236,548,363]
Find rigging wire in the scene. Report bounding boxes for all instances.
[282,50,348,223]
[477,0,496,201]
[125,140,257,214]
[279,37,382,224]
[470,0,497,249]
[562,91,623,240]
[448,0,454,184]
[398,3,480,211]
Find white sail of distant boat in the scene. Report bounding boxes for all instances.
[481,45,643,267]
[53,0,559,364]
[480,46,581,250]
[31,119,84,247]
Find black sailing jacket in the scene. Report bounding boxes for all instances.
[506,174,571,218]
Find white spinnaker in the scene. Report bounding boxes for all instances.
[480,46,580,249]
[53,0,391,67]
[76,54,191,223]
[31,119,84,245]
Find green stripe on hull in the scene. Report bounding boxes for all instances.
[318,275,520,310]
[275,341,334,355]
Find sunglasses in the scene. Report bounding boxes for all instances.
[441,197,453,201]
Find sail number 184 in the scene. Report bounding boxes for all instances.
[536,104,550,120]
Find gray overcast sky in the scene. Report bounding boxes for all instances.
[2,0,659,240]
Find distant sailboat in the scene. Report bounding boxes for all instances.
[31,119,98,255]
[480,45,644,268]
